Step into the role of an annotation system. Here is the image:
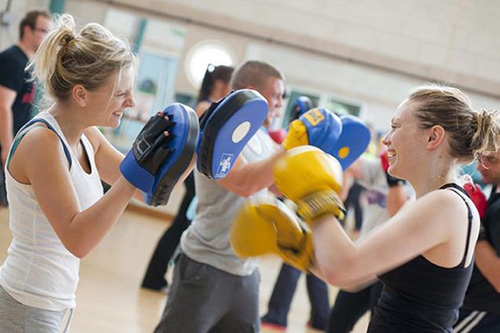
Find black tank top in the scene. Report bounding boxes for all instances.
[368,183,475,332]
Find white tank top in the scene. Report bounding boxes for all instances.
[0,111,103,311]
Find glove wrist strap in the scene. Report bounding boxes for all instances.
[297,190,346,224]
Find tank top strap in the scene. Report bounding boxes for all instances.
[7,118,72,170]
[439,183,473,268]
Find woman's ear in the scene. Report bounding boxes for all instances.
[72,85,87,107]
[426,125,445,150]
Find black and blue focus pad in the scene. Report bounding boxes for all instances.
[197,89,268,179]
[120,104,199,206]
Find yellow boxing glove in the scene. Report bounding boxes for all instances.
[273,146,346,224]
[282,119,309,149]
[230,195,314,272]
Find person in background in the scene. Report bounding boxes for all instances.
[342,180,365,236]
[0,9,52,207]
[141,64,234,292]
[261,96,330,331]
[153,60,286,332]
[454,151,500,332]
[194,64,234,116]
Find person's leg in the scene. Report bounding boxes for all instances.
[454,309,500,333]
[154,254,226,333]
[351,183,364,232]
[142,173,195,290]
[210,270,260,333]
[261,263,301,328]
[327,286,372,333]
[305,273,330,330]
[340,186,354,228]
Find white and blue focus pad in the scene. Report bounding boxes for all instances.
[120,104,199,206]
[330,115,371,170]
[197,89,268,179]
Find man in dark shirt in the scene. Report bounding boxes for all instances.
[0,10,51,206]
[454,151,500,332]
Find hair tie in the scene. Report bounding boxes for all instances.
[63,34,75,47]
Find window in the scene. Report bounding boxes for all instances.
[186,41,235,88]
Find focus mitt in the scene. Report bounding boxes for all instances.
[197,89,268,179]
[120,104,199,206]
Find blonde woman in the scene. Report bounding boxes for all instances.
[0,14,173,332]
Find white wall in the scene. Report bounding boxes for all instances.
[0,0,49,48]
[63,0,500,131]
[107,0,500,96]
[1,0,499,132]
[244,41,500,130]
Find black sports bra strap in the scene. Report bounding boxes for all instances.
[440,183,468,196]
[440,183,473,268]
[8,119,72,170]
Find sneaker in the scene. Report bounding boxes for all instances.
[261,321,286,331]
[159,285,170,295]
[141,280,169,294]
[261,317,286,331]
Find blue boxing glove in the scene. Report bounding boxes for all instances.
[120,104,199,206]
[282,107,343,152]
[330,115,371,170]
[197,89,268,179]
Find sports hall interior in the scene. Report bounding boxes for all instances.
[0,0,499,332]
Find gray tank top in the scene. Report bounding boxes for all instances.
[181,129,276,276]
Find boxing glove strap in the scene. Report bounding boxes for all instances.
[132,114,173,174]
[297,190,346,223]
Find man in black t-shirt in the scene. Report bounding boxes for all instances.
[0,10,51,206]
[454,151,500,332]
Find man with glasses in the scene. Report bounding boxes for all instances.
[454,151,500,332]
[0,9,51,207]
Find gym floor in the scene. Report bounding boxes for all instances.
[0,207,369,332]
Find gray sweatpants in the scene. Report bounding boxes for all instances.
[154,254,260,333]
[0,286,73,332]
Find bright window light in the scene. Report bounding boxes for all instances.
[187,42,235,87]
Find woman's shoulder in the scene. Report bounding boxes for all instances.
[17,124,63,152]
[413,188,473,231]
[419,188,469,213]
[8,126,69,184]
[18,126,69,167]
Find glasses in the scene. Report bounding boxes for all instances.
[33,27,49,34]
